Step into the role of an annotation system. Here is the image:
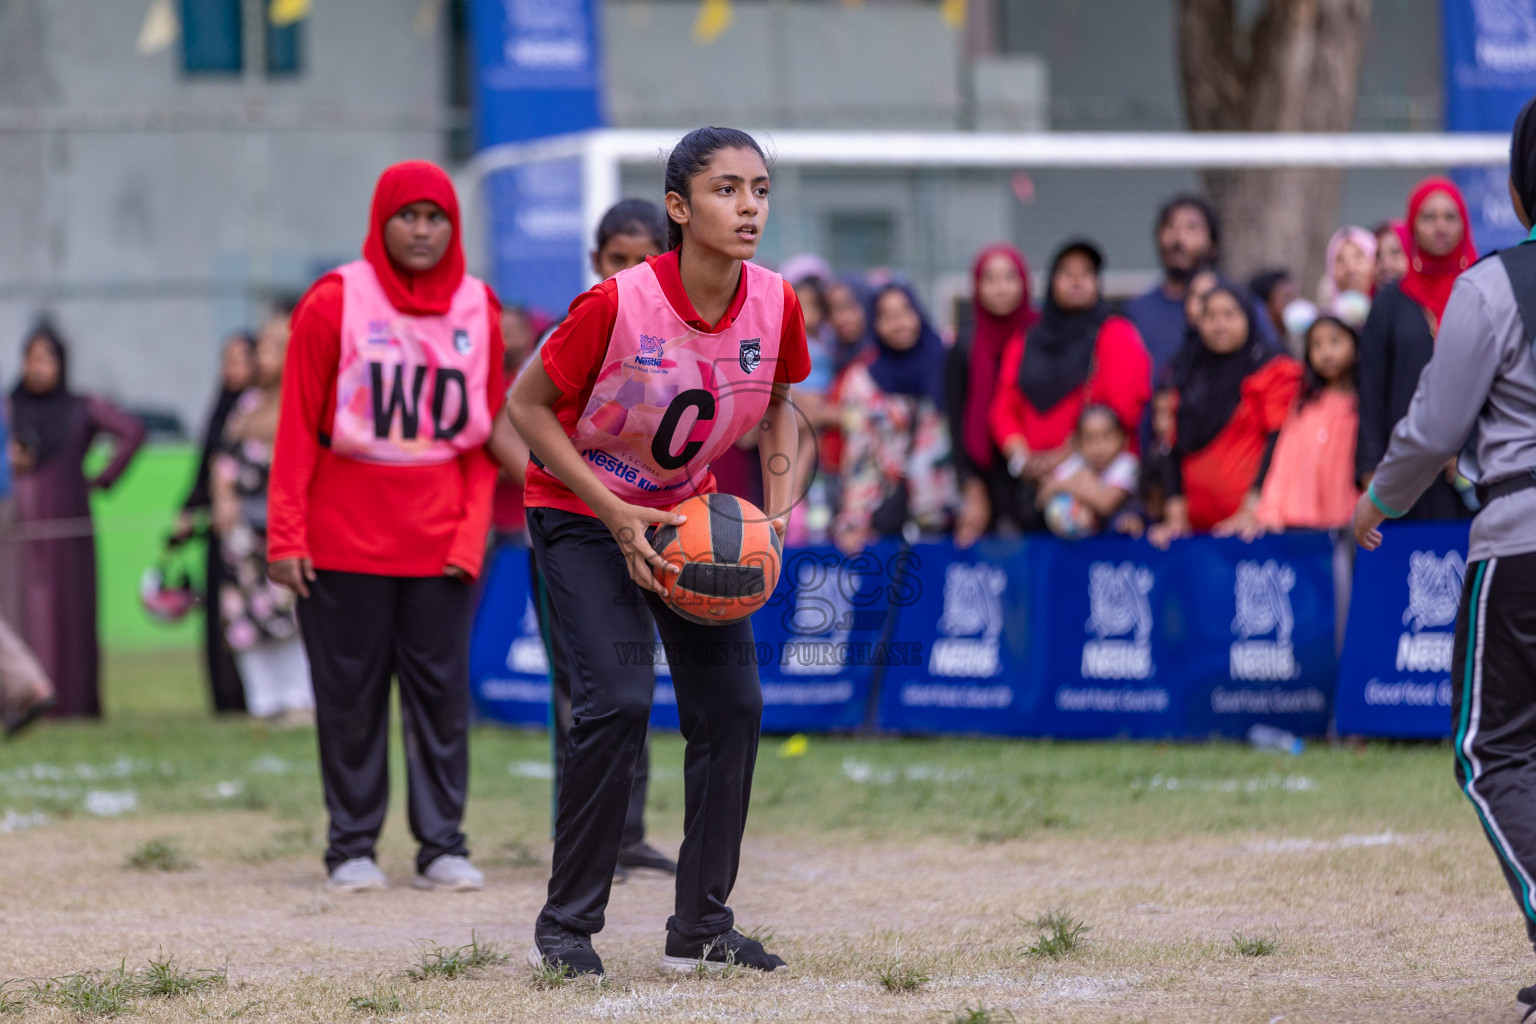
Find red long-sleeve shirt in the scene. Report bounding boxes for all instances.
[988,315,1152,453]
[267,277,506,579]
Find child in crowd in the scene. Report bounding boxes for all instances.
[1254,315,1360,531]
[1036,404,1138,538]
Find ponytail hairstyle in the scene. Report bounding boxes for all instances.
[595,198,668,254]
[663,126,769,251]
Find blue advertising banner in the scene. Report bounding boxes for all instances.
[1443,0,1535,251]
[1028,535,1177,739]
[469,543,551,728]
[754,543,907,733]
[1158,533,1336,740]
[1335,520,1471,738]
[875,539,1032,736]
[469,0,605,312]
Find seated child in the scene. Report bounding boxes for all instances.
[1037,404,1139,539]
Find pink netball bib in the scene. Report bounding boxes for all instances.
[572,260,785,505]
[330,260,492,466]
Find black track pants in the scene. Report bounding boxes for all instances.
[531,546,650,847]
[1451,553,1536,951]
[298,570,474,873]
[528,507,762,940]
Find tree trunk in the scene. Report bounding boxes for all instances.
[1177,0,1372,289]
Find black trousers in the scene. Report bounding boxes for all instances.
[528,507,762,939]
[530,546,649,847]
[298,570,474,873]
[1451,552,1536,950]
[203,538,246,713]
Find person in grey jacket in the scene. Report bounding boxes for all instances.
[1354,96,1536,1022]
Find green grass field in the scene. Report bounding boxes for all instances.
[0,650,1520,1023]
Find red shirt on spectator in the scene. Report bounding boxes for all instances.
[1175,357,1302,531]
[988,315,1151,453]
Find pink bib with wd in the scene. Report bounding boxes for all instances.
[571,260,785,505]
[331,260,492,465]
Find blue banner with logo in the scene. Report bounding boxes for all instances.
[469,543,552,727]
[470,0,605,313]
[1335,520,1470,738]
[876,539,1034,735]
[474,534,1339,740]
[1443,0,1534,251]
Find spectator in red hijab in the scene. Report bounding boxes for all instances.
[268,161,505,894]
[946,244,1038,545]
[1355,177,1478,520]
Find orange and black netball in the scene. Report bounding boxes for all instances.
[651,493,782,625]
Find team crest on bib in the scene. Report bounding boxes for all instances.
[739,338,761,374]
[453,329,472,355]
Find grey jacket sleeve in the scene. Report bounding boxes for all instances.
[1369,280,1498,518]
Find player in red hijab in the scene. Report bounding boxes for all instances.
[268,160,505,894]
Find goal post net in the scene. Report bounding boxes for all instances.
[458,130,1513,333]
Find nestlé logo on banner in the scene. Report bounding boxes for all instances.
[1398,550,1464,673]
[926,563,1006,678]
[1081,562,1154,680]
[1229,560,1299,681]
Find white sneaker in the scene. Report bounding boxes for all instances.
[413,854,483,892]
[326,857,387,892]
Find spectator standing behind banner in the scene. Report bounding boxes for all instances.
[989,240,1151,529]
[8,321,145,718]
[267,161,503,893]
[1317,226,1377,328]
[0,398,53,737]
[1373,220,1410,285]
[1352,97,1536,1016]
[834,283,957,551]
[1356,177,1479,520]
[1254,316,1361,533]
[212,317,313,726]
[946,243,1038,546]
[1124,196,1278,386]
[176,330,256,714]
[1149,283,1301,546]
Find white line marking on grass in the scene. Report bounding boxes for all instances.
[1135,773,1317,793]
[841,757,972,785]
[83,789,137,816]
[509,761,554,779]
[0,808,48,832]
[1247,831,1411,853]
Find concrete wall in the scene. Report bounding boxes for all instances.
[0,0,453,433]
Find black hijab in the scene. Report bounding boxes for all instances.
[9,320,81,469]
[867,283,949,408]
[1513,96,1536,228]
[1170,282,1273,455]
[1018,240,1110,412]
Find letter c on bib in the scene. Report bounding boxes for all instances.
[652,388,716,470]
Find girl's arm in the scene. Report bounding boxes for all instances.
[506,360,683,595]
[487,402,529,486]
[1059,469,1132,519]
[757,382,797,537]
[85,396,147,489]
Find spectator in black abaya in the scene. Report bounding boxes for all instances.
[176,330,256,713]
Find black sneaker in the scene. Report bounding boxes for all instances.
[612,862,629,884]
[660,927,786,973]
[618,841,678,875]
[526,919,604,977]
[1519,983,1536,1023]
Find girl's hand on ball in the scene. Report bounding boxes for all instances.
[601,500,685,594]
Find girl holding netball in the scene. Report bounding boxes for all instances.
[508,127,806,977]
